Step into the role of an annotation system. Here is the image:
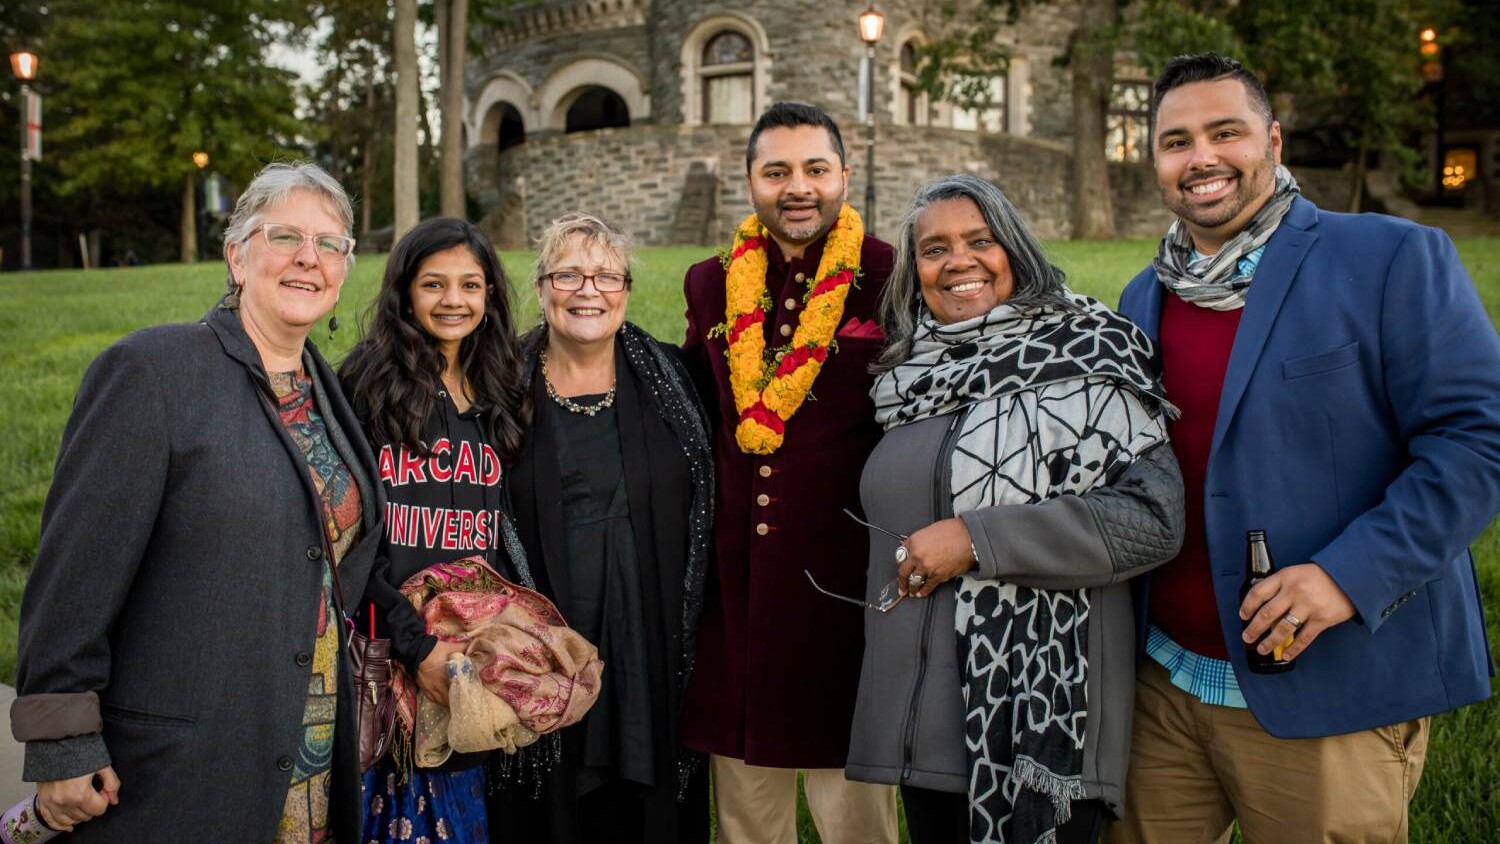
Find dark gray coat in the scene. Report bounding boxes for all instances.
[845,412,1183,815]
[11,305,382,842]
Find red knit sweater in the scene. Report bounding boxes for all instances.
[1149,294,1243,659]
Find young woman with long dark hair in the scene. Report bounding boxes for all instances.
[341,217,530,842]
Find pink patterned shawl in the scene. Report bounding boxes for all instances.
[391,556,604,762]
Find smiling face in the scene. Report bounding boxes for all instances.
[538,234,630,350]
[227,189,350,341]
[914,197,1016,325]
[746,125,850,257]
[1153,77,1282,254]
[408,244,490,362]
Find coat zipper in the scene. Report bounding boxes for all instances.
[901,411,963,780]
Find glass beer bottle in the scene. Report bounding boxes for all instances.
[1242,530,1295,674]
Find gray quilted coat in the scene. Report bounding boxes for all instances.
[844,411,1184,815]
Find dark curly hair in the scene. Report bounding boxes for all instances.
[340,217,527,462]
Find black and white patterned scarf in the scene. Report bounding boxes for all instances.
[873,293,1171,844]
[1153,165,1300,311]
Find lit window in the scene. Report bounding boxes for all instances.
[1107,80,1151,162]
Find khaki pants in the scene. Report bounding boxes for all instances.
[711,754,899,844]
[1106,660,1429,844]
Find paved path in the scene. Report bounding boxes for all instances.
[0,685,28,808]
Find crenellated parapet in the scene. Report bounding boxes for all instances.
[484,0,650,50]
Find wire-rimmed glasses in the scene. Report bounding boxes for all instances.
[803,508,909,613]
[252,223,356,262]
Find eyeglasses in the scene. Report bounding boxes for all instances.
[252,223,356,262]
[543,271,630,292]
[803,508,909,613]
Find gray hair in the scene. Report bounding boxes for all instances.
[532,212,634,284]
[873,174,1070,372]
[221,161,356,301]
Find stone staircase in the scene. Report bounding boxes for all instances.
[667,162,720,246]
[1417,207,1500,239]
[479,185,528,250]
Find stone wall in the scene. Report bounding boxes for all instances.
[472,121,1174,248]
[469,0,1082,140]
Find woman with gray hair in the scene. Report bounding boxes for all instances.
[11,161,382,843]
[842,174,1184,844]
[485,213,714,844]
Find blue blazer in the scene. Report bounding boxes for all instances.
[1119,197,1500,738]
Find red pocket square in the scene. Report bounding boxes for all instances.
[837,317,886,341]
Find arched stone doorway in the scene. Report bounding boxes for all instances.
[496,102,526,152]
[565,86,630,133]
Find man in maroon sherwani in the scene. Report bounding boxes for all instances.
[679,102,898,844]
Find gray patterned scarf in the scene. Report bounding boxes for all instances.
[1153,165,1300,311]
[873,294,1171,844]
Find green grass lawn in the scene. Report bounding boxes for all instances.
[1,238,1497,841]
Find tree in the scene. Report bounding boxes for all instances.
[394,0,420,240]
[37,0,310,263]
[436,0,469,218]
[1070,0,1117,238]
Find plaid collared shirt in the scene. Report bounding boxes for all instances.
[1146,624,1248,709]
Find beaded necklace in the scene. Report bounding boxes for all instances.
[540,348,616,416]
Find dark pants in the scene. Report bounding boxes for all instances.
[900,784,1108,844]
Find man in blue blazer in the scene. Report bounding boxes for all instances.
[1106,54,1500,843]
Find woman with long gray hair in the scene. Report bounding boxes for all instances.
[842,174,1184,844]
[10,161,382,842]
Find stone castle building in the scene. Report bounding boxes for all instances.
[458,0,1184,247]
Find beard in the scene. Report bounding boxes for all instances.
[1164,153,1277,232]
[758,196,841,246]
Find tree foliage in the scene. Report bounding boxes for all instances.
[41,0,310,198]
[6,0,315,265]
[1130,0,1444,202]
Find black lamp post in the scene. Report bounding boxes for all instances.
[10,50,38,270]
[858,6,885,233]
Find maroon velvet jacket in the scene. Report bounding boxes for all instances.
[678,230,895,769]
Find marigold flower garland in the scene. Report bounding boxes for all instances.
[713,202,864,454]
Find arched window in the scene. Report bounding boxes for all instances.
[701,31,755,124]
[896,41,926,126]
[565,86,630,134]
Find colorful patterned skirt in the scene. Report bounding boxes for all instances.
[360,756,488,844]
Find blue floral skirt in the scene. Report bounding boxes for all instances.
[360,755,488,843]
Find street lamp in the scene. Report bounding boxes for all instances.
[192,152,211,261]
[858,5,885,233]
[10,51,38,270]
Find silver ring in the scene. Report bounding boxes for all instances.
[894,546,909,565]
[1283,613,1303,629]
[907,573,926,588]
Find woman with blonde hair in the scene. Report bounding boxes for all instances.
[486,213,714,844]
